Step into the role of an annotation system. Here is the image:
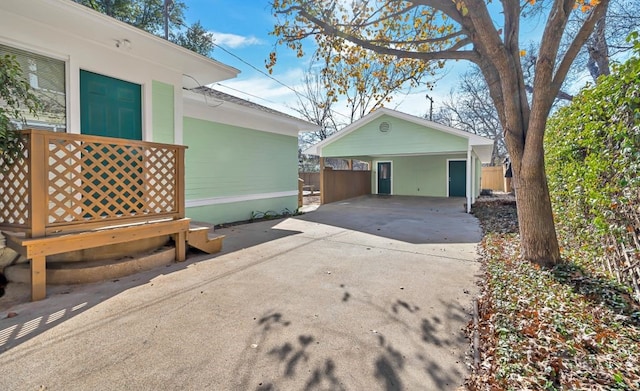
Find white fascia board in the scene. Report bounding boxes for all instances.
[303,108,494,156]
[183,91,318,136]
[472,144,494,163]
[375,108,494,146]
[1,0,239,86]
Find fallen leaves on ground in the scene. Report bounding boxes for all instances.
[468,196,640,390]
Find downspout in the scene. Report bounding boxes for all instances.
[466,145,472,213]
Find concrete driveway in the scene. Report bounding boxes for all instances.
[0,195,481,391]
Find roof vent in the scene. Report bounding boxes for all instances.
[379,121,391,133]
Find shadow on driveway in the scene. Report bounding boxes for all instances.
[295,195,483,244]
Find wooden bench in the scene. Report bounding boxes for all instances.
[4,218,191,301]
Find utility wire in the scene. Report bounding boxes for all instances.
[211,43,303,98]
[174,19,352,121]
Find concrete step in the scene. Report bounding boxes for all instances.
[4,247,175,285]
[187,225,224,254]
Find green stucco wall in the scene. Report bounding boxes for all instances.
[323,115,468,157]
[152,80,174,144]
[371,154,466,197]
[183,116,298,224]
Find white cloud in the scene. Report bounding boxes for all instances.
[210,31,263,48]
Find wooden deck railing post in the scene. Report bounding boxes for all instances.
[27,130,48,300]
[174,146,187,262]
[176,146,186,219]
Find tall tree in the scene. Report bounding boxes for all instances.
[270,0,611,267]
[173,21,215,57]
[294,61,340,146]
[325,48,438,123]
[435,67,506,165]
[568,0,640,81]
[74,0,214,56]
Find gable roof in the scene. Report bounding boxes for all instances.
[183,87,319,136]
[1,0,239,87]
[191,87,306,123]
[304,108,494,161]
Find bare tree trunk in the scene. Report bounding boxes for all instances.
[507,100,562,267]
[513,156,561,267]
[587,16,610,81]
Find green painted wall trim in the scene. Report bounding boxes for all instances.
[323,114,468,157]
[186,196,297,225]
[152,80,174,144]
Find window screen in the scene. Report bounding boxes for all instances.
[0,44,66,132]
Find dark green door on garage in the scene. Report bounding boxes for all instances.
[448,160,466,197]
[377,162,392,195]
[80,70,142,140]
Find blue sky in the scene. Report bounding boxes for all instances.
[181,0,475,120]
[181,1,552,121]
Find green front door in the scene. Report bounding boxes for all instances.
[80,70,142,140]
[377,162,391,195]
[449,160,466,197]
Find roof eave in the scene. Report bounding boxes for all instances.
[2,0,240,86]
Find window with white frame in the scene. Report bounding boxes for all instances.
[0,44,66,132]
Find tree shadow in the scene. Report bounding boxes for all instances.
[268,335,314,377]
[552,261,640,326]
[304,359,346,391]
[374,333,406,391]
[295,195,483,244]
[250,287,472,391]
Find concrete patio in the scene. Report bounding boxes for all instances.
[0,195,482,390]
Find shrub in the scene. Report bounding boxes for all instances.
[545,35,640,301]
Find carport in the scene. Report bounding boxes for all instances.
[304,108,494,211]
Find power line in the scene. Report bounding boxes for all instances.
[211,43,303,98]
[175,20,353,121]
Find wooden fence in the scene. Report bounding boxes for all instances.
[481,166,510,192]
[321,168,371,204]
[299,172,320,191]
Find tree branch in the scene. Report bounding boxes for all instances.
[553,0,611,92]
[291,6,479,62]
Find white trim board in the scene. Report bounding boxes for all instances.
[186,190,298,208]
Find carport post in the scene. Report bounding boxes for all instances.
[466,146,472,213]
[319,157,325,204]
